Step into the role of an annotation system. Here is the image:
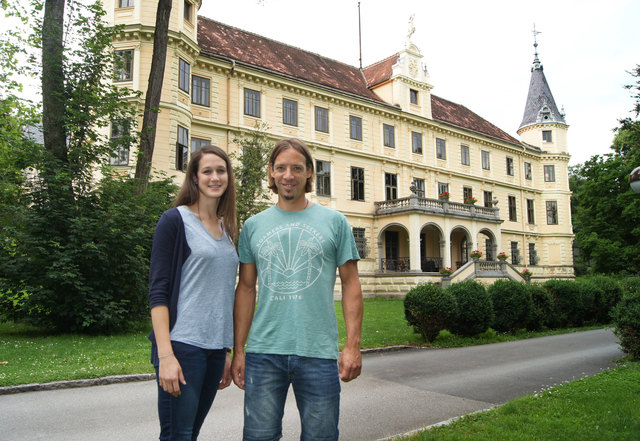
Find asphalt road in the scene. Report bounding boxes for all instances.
[0,328,623,441]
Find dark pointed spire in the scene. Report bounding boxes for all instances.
[519,25,566,130]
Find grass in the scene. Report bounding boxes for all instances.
[401,361,640,441]
[1,297,610,387]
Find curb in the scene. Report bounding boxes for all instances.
[0,346,428,395]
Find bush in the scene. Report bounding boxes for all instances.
[619,277,640,297]
[446,281,493,337]
[586,276,623,323]
[487,280,532,333]
[543,280,586,328]
[576,279,599,325]
[612,291,640,359]
[404,283,457,342]
[523,283,553,331]
[0,172,177,333]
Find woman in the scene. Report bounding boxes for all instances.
[148,145,238,440]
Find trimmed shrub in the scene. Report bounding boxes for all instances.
[523,283,553,331]
[576,279,599,325]
[585,276,623,323]
[612,291,640,359]
[487,280,532,333]
[543,280,585,328]
[446,281,494,337]
[404,283,457,342]
[619,277,640,297]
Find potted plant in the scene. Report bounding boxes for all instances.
[470,250,482,259]
[497,252,508,261]
[521,268,532,281]
[439,267,453,276]
[438,191,450,200]
[464,196,477,205]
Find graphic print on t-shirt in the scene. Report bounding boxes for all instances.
[257,222,325,294]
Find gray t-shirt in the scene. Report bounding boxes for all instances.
[170,205,238,349]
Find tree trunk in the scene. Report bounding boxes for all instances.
[135,0,172,190]
[42,0,67,162]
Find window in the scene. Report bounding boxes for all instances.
[508,195,517,221]
[282,98,298,126]
[244,88,261,117]
[463,186,473,202]
[529,243,538,266]
[482,150,490,170]
[349,115,362,140]
[412,178,425,197]
[316,160,331,197]
[527,199,535,224]
[118,0,134,7]
[411,131,422,154]
[542,130,552,142]
[385,173,398,201]
[179,58,190,93]
[483,191,493,208]
[383,124,395,148]
[410,89,418,105]
[176,125,189,172]
[438,182,449,196]
[352,227,367,258]
[461,145,470,166]
[510,241,521,265]
[506,157,514,176]
[190,137,209,153]
[184,1,192,22]
[351,167,365,201]
[524,162,532,180]
[191,75,210,106]
[436,138,446,159]
[109,119,130,166]
[544,165,556,182]
[114,49,133,82]
[315,106,329,133]
[546,201,558,225]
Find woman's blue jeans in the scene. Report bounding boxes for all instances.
[243,353,341,441]
[155,341,226,441]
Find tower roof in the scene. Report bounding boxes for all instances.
[519,41,566,130]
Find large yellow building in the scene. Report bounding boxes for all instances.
[107,0,574,295]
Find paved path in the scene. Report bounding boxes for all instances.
[0,329,623,440]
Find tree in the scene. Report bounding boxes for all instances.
[134,0,172,189]
[0,1,176,333]
[570,65,640,275]
[232,123,274,232]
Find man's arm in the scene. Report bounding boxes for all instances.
[231,262,258,390]
[337,259,363,382]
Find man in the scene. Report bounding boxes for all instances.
[232,138,363,441]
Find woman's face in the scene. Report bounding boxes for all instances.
[195,153,228,201]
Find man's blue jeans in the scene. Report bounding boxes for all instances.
[243,353,341,441]
[155,341,226,441]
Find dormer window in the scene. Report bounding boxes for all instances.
[538,105,551,122]
[410,89,418,105]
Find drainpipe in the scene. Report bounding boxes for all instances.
[226,59,236,149]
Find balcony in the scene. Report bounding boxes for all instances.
[375,195,501,222]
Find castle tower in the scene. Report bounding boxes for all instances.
[517,29,568,154]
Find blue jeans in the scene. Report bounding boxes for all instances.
[155,341,226,441]
[243,353,341,441]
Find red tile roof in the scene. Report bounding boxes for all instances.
[197,16,521,146]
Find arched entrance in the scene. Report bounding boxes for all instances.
[420,223,444,272]
[478,228,497,260]
[450,227,472,269]
[379,224,410,272]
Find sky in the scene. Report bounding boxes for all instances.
[198,0,639,165]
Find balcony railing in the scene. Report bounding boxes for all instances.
[375,195,500,221]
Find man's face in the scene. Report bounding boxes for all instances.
[269,148,311,202]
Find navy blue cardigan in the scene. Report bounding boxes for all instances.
[148,208,191,363]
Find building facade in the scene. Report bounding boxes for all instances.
[107,0,574,295]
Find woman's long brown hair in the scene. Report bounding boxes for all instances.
[174,145,237,241]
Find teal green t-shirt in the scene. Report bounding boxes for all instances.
[238,203,360,360]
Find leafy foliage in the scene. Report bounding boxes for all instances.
[446,281,494,337]
[523,283,553,331]
[543,280,591,328]
[487,280,532,333]
[586,275,623,323]
[404,283,457,342]
[612,291,640,359]
[231,123,274,231]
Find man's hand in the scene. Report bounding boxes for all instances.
[231,350,246,390]
[338,345,362,382]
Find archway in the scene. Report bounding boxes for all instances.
[450,227,472,269]
[378,223,410,272]
[477,228,497,261]
[420,223,444,272]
